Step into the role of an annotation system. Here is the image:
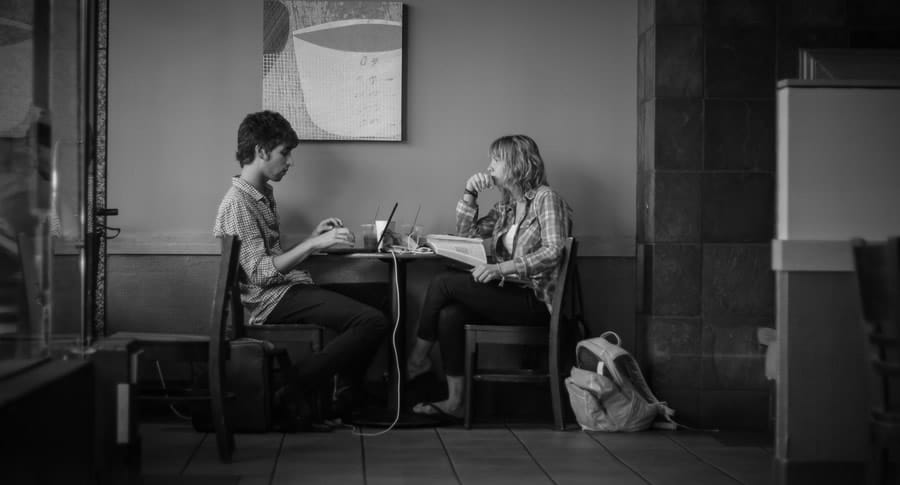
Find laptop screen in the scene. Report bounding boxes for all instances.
[374,202,399,251]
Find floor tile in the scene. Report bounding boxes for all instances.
[512,429,647,485]
[364,429,457,485]
[137,420,777,485]
[185,432,282,480]
[439,428,553,485]
[272,430,363,485]
[141,422,205,474]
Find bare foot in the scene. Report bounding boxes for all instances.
[407,357,432,381]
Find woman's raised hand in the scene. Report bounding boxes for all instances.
[465,173,493,194]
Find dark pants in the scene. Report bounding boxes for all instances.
[265,284,390,388]
[416,271,550,376]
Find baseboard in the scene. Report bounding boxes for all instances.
[772,458,864,485]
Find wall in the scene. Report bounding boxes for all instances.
[103,0,639,422]
[107,0,637,257]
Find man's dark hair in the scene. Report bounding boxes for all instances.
[235,111,300,166]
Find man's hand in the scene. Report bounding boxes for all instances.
[313,226,355,250]
[312,217,344,236]
[470,263,502,284]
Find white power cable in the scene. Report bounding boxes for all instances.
[352,249,402,437]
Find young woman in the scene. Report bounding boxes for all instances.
[409,134,573,421]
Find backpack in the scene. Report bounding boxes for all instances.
[565,331,676,432]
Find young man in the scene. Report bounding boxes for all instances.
[213,110,389,423]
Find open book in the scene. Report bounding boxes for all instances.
[423,234,491,267]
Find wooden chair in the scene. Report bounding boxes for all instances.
[108,235,240,463]
[464,237,582,430]
[852,237,900,485]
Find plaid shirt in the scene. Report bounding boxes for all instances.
[213,177,313,325]
[456,185,572,309]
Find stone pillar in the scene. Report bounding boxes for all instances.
[637,0,774,429]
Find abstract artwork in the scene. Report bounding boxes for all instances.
[263,1,403,141]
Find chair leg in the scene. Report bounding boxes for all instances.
[868,442,885,485]
[209,358,233,463]
[464,333,476,429]
[549,355,564,431]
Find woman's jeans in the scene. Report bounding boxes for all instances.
[416,271,549,376]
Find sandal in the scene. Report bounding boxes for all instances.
[412,402,463,424]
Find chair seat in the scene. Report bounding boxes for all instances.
[872,419,900,448]
[244,324,323,346]
[473,369,552,383]
[137,388,237,402]
[873,409,900,423]
[242,324,325,367]
[108,331,210,361]
[109,331,209,343]
[873,360,900,376]
[464,324,548,345]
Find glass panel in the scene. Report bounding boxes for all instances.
[0,0,86,364]
[799,48,900,81]
[1,0,50,361]
[48,0,86,356]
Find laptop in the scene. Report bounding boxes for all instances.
[321,202,398,254]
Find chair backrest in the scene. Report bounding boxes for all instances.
[219,237,248,340]
[852,237,900,416]
[549,237,582,369]
[210,235,241,364]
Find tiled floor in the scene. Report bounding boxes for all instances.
[141,420,775,485]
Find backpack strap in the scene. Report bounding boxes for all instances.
[598,331,620,346]
[651,402,720,432]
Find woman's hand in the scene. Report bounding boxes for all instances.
[471,263,502,284]
[465,173,493,195]
[312,217,344,236]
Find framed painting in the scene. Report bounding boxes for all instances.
[263,1,404,141]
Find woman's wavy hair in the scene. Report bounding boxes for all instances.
[235,110,300,167]
[489,134,548,201]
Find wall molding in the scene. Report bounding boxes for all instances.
[772,457,864,485]
[771,239,854,272]
[93,233,637,257]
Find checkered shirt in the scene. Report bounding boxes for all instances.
[456,185,572,310]
[213,177,313,325]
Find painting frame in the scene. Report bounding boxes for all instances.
[263,1,404,141]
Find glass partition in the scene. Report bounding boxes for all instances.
[0,0,88,365]
[799,48,900,81]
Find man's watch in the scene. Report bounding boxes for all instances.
[463,188,478,198]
